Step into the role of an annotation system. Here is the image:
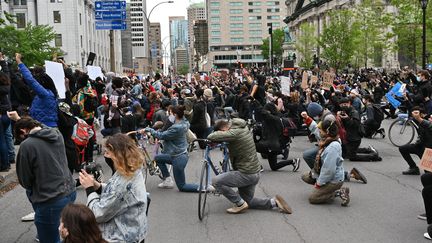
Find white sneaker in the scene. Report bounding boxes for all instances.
[201,184,216,192]
[158,177,174,189]
[21,212,35,222]
[424,232,431,240]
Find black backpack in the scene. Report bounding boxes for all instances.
[84,95,98,113]
[372,104,384,123]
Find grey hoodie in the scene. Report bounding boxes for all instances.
[16,127,75,204]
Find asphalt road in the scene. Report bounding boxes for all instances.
[0,119,429,243]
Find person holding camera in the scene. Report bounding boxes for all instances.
[79,133,147,243]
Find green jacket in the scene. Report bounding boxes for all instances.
[207,118,261,174]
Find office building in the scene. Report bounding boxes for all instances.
[187,2,206,71]
[175,47,189,72]
[121,2,133,69]
[0,0,123,73]
[206,0,287,69]
[193,20,209,71]
[130,0,151,74]
[169,16,189,71]
[149,22,162,71]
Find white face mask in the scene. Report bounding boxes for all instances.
[168,114,176,123]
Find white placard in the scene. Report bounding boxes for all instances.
[187,73,191,83]
[280,76,291,96]
[87,65,104,80]
[45,61,65,99]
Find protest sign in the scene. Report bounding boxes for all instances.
[310,75,318,85]
[45,61,66,99]
[280,76,291,96]
[420,148,432,172]
[322,71,335,91]
[87,65,104,80]
[385,93,401,109]
[301,71,309,89]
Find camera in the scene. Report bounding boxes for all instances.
[81,162,103,182]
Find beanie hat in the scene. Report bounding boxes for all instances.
[204,88,213,98]
[307,102,323,118]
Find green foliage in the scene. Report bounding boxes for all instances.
[319,10,357,71]
[0,11,16,26]
[294,23,317,69]
[178,64,189,75]
[0,23,61,66]
[260,28,284,65]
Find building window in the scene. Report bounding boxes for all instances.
[210,9,220,15]
[21,0,27,5]
[250,37,262,42]
[210,1,220,7]
[267,15,280,20]
[248,9,262,13]
[249,23,262,28]
[266,1,280,5]
[211,31,221,36]
[210,24,220,29]
[249,30,262,35]
[248,2,261,6]
[55,34,62,47]
[80,35,83,47]
[230,23,243,28]
[229,2,243,6]
[249,16,262,20]
[50,0,55,2]
[79,13,82,25]
[231,37,244,42]
[230,16,243,21]
[267,8,280,12]
[16,13,26,28]
[53,11,61,23]
[230,9,243,14]
[272,22,280,27]
[13,0,19,5]
[230,30,243,35]
[211,38,221,43]
[210,16,220,22]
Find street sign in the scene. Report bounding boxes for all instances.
[95,1,126,11]
[95,20,126,30]
[95,10,126,20]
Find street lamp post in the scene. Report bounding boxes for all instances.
[420,0,428,70]
[144,1,174,74]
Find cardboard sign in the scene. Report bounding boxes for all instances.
[310,75,318,85]
[301,71,309,89]
[45,61,66,99]
[280,76,291,96]
[322,71,335,91]
[420,148,432,172]
[361,82,368,90]
[87,65,104,80]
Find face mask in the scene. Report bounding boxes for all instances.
[417,76,421,82]
[168,115,176,123]
[340,106,351,112]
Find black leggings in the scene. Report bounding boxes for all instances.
[422,173,432,224]
[399,144,424,168]
[267,152,294,171]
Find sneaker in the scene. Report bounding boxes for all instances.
[292,158,300,172]
[402,167,420,175]
[226,201,249,214]
[274,194,292,214]
[418,213,427,220]
[259,165,264,173]
[201,184,216,192]
[350,167,367,184]
[340,187,350,206]
[21,212,35,222]
[35,237,39,242]
[369,145,378,156]
[158,177,174,189]
[424,232,431,240]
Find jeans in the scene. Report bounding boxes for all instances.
[303,146,319,169]
[212,170,272,209]
[32,191,76,243]
[155,153,199,192]
[5,123,15,161]
[399,143,425,168]
[0,115,11,170]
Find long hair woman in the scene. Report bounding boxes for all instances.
[59,203,107,243]
[79,133,148,243]
[0,61,11,171]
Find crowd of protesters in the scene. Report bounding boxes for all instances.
[2,50,432,241]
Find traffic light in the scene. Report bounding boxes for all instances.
[268,26,273,35]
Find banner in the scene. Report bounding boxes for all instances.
[45,61,66,99]
[420,148,432,172]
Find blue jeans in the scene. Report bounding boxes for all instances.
[32,191,76,243]
[5,122,15,161]
[155,153,199,192]
[0,115,11,170]
[303,146,319,170]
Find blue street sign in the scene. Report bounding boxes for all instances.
[96,20,126,30]
[95,1,126,11]
[95,10,126,20]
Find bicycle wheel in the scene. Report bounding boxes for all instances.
[198,161,209,221]
[388,119,416,147]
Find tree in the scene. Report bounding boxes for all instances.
[260,28,284,65]
[178,64,189,76]
[0,11,16,26]
[319,10,358,72]
[294,23,317,69]
[0,23,61,67]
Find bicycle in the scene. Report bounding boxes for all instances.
[135,131,165,184]
[388,113,418,147]
[194,139,231,221]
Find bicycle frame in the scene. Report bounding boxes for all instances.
[204,142,230,176]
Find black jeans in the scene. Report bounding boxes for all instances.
[364,123,380,138]
[343,140,376,161]
[399,143,425,168]
[422,173,432,224]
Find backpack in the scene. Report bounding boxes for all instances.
[372,104,384,123]
[84,95,98,113]
[280,117,297,138]
[71,117,94,147]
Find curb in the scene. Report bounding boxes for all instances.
[0,164,18,191]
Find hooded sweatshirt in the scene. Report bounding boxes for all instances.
[16,126,75,204]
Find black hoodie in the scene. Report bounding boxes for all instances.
[16,126,75,204]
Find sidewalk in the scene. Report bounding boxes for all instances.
[0,163,17,191]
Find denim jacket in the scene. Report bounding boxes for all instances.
[314,141,345,186]
[87,169,148,243]
[147,118,189,156]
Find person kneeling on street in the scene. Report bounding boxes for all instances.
[301,119,350,206]
[208,118,292,214]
